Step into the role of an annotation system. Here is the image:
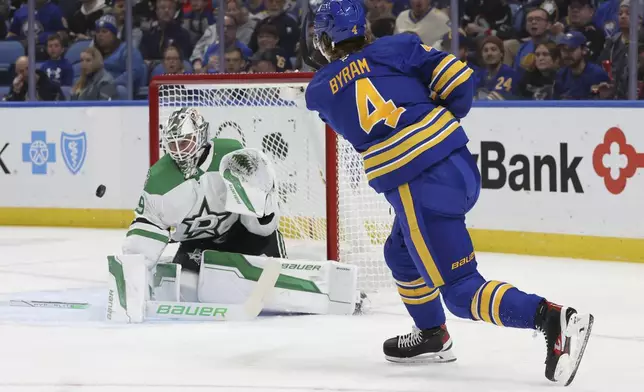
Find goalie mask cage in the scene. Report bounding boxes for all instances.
[149,73,394,292]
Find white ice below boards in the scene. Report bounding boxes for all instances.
[0,227,642,392]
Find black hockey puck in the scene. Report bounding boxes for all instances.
[96,185,106,198]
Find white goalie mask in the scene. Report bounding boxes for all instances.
[161,107,210,178]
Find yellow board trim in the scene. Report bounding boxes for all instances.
[0,207,134,228]
[1,208,643,264]
[479,281,503,324]
[398,184,445,286]
[491,283,513,326]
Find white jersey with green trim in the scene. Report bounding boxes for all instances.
[122,138,280,265]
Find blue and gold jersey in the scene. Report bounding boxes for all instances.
[477,64,517,95]
[305,33,474,193]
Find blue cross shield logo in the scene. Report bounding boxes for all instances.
[22,131,56,175]
[61,132,87,175]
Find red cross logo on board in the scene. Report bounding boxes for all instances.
[592,127,644,194]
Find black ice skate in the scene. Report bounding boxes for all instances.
[383,325,456,364]
[535,300,594,386]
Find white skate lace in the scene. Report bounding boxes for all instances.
[398,326,424,348]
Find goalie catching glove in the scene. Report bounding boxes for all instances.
[220,148,278,218]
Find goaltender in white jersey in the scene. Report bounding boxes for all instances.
[107,107,359,323]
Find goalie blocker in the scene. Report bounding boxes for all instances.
[107,250,359,322]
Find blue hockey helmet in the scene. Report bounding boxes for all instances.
[313,0,366,56]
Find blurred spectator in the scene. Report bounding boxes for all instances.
[477,36,518,96]
[246,0,266,18]
[68,0,109,41]
[249,0,300,58]
[4,56,64,101]
[113,0,143,48]
[228,0,258,46]
[518,41,560,99]
[514,7,553,71]
[462,0,515,40]
[565,0,604,62]
[162,45,187,74]
[70,46,118,100]
[0,8,8,39]
[200,15,253,72]
[134,0,160,32]
[554,31,609,99]
[256,23,281,52]
[140,0,193,61]
[598,0,643,99]
[183,0,215,45]
[222,47,247,73]
[40,34,73,86]
[366,0,394,24]
[441,30,481,85]
[250,48,288,72]
[7,0,67,45]
[95,15,146,88]
[594,0,622,37]
[370,16,397,38]
[395,0,450,46]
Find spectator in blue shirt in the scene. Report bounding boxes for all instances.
[202,15,253,71]
[40,34,73,86]
[477,36,518,98]
[94,15,146,89]
[554,31,610,99]
[515,7,553,72]
[7,0,67,44]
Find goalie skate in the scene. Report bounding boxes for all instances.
[383,325,456,364]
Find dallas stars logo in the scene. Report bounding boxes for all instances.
[181,199,231,239]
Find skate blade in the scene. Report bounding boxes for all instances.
[554,313,594,386]
[385,348,457,364]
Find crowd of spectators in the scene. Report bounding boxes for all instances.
[0,0,641,101]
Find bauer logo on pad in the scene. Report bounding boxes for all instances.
[61,132,87,175]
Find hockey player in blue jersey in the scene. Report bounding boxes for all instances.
[304,0,594,386]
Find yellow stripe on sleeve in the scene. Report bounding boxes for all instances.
[431,55,456,88]
[398,184,445,287]
[435,61,466,93]
[440,68,474,100]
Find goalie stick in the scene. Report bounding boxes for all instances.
[0,300,90,309]
[145,258,281,321]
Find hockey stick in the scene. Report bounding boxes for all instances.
[145,258,281,321]
[0,300,90,310]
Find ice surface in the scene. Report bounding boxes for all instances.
[0,227,642,391]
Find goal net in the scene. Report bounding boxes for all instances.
[149,73,394,292]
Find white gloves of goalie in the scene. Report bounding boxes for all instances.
[220,148,278,218]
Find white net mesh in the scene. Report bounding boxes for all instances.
[155,80,394,292]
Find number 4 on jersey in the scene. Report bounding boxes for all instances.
[356,78,406,134]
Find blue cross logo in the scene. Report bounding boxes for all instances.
[22,131,56,175]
